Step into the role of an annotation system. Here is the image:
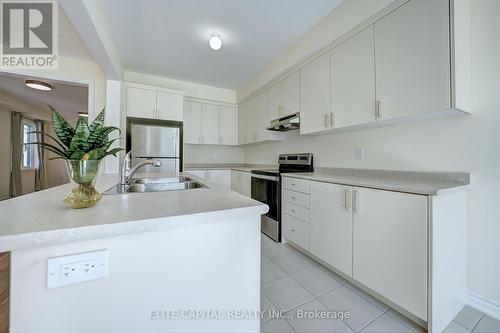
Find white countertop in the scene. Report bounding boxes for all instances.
[184,163,276,173]
[282,168,470,195]
[0,173,268,252]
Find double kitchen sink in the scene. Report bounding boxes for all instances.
[103,176,207,195]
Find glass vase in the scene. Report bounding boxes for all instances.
[64,159,102,209]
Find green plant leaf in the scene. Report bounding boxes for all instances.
[28,131,68,150]
[104,147,123,157]
[69,117,90,152]
[69,149,86,160]
[30,142,68,158]
[89,108,105,133]
[92,126,121,147]
[49,105,74,148]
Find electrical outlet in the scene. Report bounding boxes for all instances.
[354,147,365,160]
[47,249,108,288]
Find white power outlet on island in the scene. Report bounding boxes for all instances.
[47,249,108,288]
[354,147,365,160]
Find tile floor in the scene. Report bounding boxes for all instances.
[260,234,500,333]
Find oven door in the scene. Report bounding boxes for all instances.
[251,174,281,242]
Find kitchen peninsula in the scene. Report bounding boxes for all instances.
[0,173,268,333]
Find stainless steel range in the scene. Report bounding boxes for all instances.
[251,153,313,242]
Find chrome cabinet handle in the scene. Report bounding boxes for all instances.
[291,196,296,200]
[353,190,359,213]
[375,100,382,119]
[324,113,330,128]
[290,228,295,232]
[344,188,350,211]
[291,209,296,213]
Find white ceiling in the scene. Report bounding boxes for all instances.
[0,73,88,120]
[98,0,343,89]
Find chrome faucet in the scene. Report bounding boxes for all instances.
[120,149,162,185]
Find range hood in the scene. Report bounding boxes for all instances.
[266,112,300,132]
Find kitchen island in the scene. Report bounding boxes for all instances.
[0,173,268,333]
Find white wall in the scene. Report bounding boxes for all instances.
[124,71,236,104]
[237,0,394,101]
[242,0,500,305]
[184,144,244,165]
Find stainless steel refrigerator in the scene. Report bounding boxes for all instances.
[128,119,182,175]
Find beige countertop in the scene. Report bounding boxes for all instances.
[0,173,268,252]
[282,167,470,195]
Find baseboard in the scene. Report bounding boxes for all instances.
[468,291,500,321]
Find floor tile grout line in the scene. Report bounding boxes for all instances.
[469,313,485,332]
[449,320,472,332]
[354,309,388,333]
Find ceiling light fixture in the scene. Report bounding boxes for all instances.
[25,80,54,91]
[78,112,89,118]
[209,34,222,51]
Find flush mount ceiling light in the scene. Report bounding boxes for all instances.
[25,80,54,91]
[209,34,222,51]
[78,112,89,118]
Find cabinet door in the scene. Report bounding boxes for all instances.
[126,87,156,119]
[184,101,202,144]
[374,0,450,120]
[157,91,183,121]
[300,53,331,134]
[282,71,300,116]
[237,102,249,145]
[240,171,252,197]
[268,81,283,121]
[230,170,241,193]
[201,103,220,144]
[254,91,269,142]
[353,188,428,320]
[219,105,236,145]
[209,170,230,188]
[331,26,375,128]
[310,181,353,277]
[186,170,209,180]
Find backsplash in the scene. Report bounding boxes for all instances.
[184,144,244,164]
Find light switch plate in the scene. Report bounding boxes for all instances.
[47,249,108,288]
[354,147,365,160]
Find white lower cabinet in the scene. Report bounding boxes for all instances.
[310,182,353,277]
[352,187,428,321]
[230,170,251,196]
[186,169,230,189]
[283,214,309,251]
[285,177,430,323]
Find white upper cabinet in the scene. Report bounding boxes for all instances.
[184,100,237,146]
[331,26,376,128]
[219,105,237,145]
[268,71,300,121]
[184,101,202,144]
[237,101,249,145]
[282,71,300,116]
[255,90,269,142]
[300,53,331,134]
[352,187,428,321]
[310,181,353,277]
[201,103,220,144]
[126,87,156,119]
[374,0,451,120]
[268,82,283,121]
[126,84,184,121]
[157,91,183,121]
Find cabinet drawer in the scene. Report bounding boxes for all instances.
[282,177,310,194]
[283,189,310,208]
[283,201,310,222]
[283,214,310,250]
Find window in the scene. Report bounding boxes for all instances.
[22,120,38,169]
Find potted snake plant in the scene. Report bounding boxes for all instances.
[31,106,122,208]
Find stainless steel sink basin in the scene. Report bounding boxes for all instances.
[131,176,192,184]
[127,181,206,193]
[103,177,207,195]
